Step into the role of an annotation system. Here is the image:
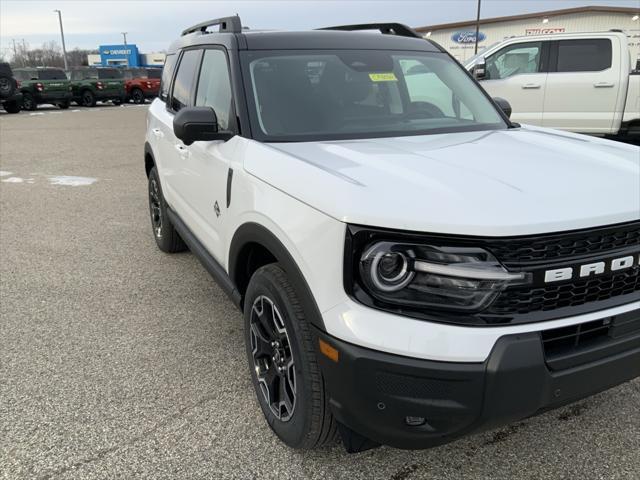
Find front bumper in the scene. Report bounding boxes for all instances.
[316,308,640,450]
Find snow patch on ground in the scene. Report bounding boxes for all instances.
[48,176,97,186]
[0,171,13,177]
[29,112,45,116]
[2,177,25,183]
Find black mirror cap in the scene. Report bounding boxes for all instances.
[493,97,512,119]
[173,106,233,145]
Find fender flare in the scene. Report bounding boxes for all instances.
[229,222,326,331]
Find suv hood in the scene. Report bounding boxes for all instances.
[245,126,640,236]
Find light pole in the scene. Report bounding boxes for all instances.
[53,10,68,70]
[121,32,128,45]
[474,0,482,55]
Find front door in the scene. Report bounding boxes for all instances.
[480,41,547,126]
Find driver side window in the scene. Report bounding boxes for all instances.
[485,42,542,80]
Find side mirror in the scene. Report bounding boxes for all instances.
[172,106,233,145]
[472,57,486,80]
[493,97,512,119]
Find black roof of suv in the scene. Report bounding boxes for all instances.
[168,16,442,54]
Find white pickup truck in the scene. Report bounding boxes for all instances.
[465,32,640,138]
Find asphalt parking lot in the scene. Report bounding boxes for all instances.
[1,104,639,480]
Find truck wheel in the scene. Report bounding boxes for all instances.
[0,76,16,99]
[132,88,145,104]
[22,92,36,111]
[3,100,20,113]
[244,264,338,449]
[148,166,186,253]
[81,90,96,107]
[58,100,70,109]
[112,98,122,106]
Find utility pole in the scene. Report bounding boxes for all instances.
[53,10,69,70]
[121,32,128,45]
[474,0,482,54]
[12,39,17,61]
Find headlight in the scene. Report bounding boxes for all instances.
[354,239,530,313]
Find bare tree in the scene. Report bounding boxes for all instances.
[10,41,98,69]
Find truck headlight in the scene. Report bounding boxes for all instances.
[354,240,530,313]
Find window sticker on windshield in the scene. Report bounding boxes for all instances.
[368,73,397,82]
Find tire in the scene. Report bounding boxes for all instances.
[2,100,20,113]
[131,88,145,104]
[244,264,338,450]
[0,76,16,99]
[58,100,70,109]
[81,90,96,107]
[22,92,37,111]
[112,98,122,106]
[148,166,187,253]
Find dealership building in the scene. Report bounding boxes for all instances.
[414,6,640,63]
[87,44,165,68]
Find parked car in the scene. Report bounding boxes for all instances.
[465,31,640,138]
[12,67,72,110]
[123,68,161,104]
[0,62,22,113]
[145,17,640,452]
[67,67,125,107]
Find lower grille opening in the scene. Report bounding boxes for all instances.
[542,309,640,370]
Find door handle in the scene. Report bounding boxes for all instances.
[151,128,164,138]
[522,83,541,89]
[593,82,614,88]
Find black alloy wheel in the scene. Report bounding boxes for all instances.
[22,92,36,111]
[132,88,145,104]
[249,295,297,421]
[81,90,96,107]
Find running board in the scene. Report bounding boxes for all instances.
[167,208,242,309]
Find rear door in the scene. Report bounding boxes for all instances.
[152,49,202,222]
[542,38,618,133]
[480,41,548,125]
[38,69,69,96]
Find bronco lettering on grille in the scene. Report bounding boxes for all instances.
[544,255,639,283]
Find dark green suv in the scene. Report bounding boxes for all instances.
[68,68,126,107]
[13,67,71,110]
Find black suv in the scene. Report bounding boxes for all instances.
[0,63,22,114]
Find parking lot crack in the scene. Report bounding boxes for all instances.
[35,393,219,479]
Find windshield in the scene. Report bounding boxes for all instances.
[241,50,506,141]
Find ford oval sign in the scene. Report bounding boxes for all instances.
[452,31,486,44]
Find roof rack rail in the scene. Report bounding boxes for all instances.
[317,22,422,39]
[181,15,242,36]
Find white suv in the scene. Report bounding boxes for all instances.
[145,16,640,452]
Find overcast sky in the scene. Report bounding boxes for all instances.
[1,0,638,55]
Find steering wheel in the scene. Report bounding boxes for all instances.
[405,101,446,119]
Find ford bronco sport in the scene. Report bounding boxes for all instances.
[13,67,72,110]
[68,67,125,107]
[123,68,161,104]
[144,16,640,452]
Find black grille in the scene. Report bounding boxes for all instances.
[488,269,639,315]
[541,309,640,370]
[484,221,640,266]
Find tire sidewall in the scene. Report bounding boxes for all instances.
[22,92,36,110]
[244,266,316,448]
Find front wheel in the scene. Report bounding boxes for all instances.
[22,92,36,111]
[244,264,338,449]
[131,88,145,104]
[58,100,70,109]
[112,98,123,106]
[81,90,96,107]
